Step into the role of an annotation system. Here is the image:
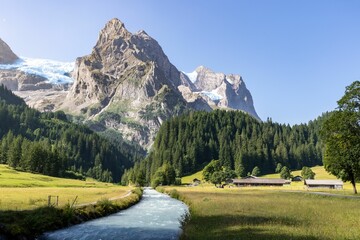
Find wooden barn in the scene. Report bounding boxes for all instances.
[232,178,287,187]
[304,179,343,189]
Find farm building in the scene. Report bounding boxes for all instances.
[304,179,343,189]
[232,178,287,187]
[291,175,303,181]
[242,175,258,179]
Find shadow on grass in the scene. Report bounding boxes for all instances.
[181,214,327,240]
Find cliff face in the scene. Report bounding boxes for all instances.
[182,66,260,120]
[63,19,211,147]
[0,38,18,64]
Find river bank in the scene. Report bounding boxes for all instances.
[41,188,189,240]
[161,186,360,240]
[0,188,142,240]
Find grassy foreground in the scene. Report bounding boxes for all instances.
[0,164,143,239]
[163,186,360,240]
[0,188,142,239]
[0,164,129,210]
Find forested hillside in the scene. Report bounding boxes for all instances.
[0,85,143,182]
[122,110,326,185]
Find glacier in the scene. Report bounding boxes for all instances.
[0,57,75,84]
[200,90,223,101]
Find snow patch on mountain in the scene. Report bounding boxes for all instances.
[0,57,74,84]
[183,70,198,83]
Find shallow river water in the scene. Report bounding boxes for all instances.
[40,188,189,240]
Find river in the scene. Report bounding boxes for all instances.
[40,188,189,240]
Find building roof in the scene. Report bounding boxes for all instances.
[304,179,344,185]
[242,175,258,179]
[232,178,286,184]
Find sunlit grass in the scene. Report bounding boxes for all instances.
[165,186,360,240]
[181,170,204,184]
[0,164,111,187]
[0,164,130,210]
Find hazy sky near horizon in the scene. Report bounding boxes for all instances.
[1,0,359,125]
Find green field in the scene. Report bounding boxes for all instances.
[165,186,360,240]
[0,164,130,210]
[174,166,360,239]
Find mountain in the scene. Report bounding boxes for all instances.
[0,19,260,149]
[61,18,259,148]
[0,38,18,64]
[181,66,260,120]
[62,18,211,147]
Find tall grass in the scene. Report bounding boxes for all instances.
[0,188,143,239]
[167,187,360,240]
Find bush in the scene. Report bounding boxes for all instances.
[175,178,182,185]
[168,189,180,200]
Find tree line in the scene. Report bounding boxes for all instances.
[122,109,326,186]
[0,85,142,182]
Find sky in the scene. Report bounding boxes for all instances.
[0,0,359,125]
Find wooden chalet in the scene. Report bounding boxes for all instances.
[232,178,287,187]
[304,179,343,189]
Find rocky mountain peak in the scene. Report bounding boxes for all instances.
[182,66,260,120]
[99,18,130,41]
[0,38,19,64]
[63,18,211,148]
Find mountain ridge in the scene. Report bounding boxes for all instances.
[0,18,260,148]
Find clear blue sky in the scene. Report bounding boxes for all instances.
[1,0,359,125]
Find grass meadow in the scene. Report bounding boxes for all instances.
[0,164,130,210]
[166,186,360,240]
[174,166,360,239]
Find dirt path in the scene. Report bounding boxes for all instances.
[75,190,132,207]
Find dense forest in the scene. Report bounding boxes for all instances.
[122,110,326,186]
[0,85,143,182]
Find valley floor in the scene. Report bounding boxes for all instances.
[164,186,360,240]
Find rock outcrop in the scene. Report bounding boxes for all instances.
[0,38,18,64]
[0,69,52,91]
[181,66,260,120]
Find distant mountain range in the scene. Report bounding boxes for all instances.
[0,18,260,149]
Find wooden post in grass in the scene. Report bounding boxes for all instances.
[48,195,59,207]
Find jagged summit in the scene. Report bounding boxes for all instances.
[96,18,131,46]
[182,66,260,120]
[63,18,211,147]
[0,38,19,64]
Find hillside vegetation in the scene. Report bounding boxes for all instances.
[123,110,326,186]
[0,85,143,182]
